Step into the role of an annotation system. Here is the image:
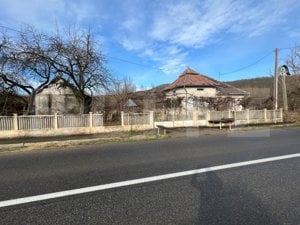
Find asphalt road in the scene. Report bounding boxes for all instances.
[0,127,299,224]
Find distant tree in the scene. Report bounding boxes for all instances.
[239,97,252,109]
[104,76,136,121]
[286,45,300,75]
[288,87,300,110]
[163,97,183,109]
[0,82,27,115]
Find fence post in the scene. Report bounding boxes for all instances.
[219,111,222,129]
[149,111,154,128]
[172,109,175,127]
[246,109,250,124]
[280,108,283,123]
[100,114,104,126]
[121,111,124,127]
[206,110,210,127]
[234,111,237,127]
[89,112,93,128]
[13,113,18,130]
[54,113,58,129]
[193,111,197,126]
[264,108,267,122]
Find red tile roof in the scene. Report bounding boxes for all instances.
[164,68,221,91]
[164,68,248,96]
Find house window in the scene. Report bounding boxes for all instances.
[172,90,176,96]
[197,88,204,91]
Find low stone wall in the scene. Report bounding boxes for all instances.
[0,125,153,139]
[155,120,195,128]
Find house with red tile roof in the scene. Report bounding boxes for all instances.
[163,68,249,110]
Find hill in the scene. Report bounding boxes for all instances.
[227,75,300,110]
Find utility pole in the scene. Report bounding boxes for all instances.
[281,71,288,111]
[273,48,279,110]
[279,65,290,111]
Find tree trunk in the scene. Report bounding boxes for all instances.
[25,91,36,115]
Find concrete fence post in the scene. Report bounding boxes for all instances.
[219,111,222,129]
[13,113,18,131]
[234,111,237,126]
[206,110,210,127]
[280,108,283,123]
[172,109,175,127]
[273,109,276,123]
[54,113,58,129]
[193,111,197,126]
[246,109,250,124]
[89,112,93,128]
[149,111,154,128]
[121,111,124,127]
[264,108,267,122]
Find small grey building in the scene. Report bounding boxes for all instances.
[35,78,82,115]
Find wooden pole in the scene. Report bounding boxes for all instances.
[274,48,279,110]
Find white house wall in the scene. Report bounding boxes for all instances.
[165,87,217,98]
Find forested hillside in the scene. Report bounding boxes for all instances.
[227,75,300,110]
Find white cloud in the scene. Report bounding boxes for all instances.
[128,0,299,74]
[1,0,299,78]
[150,0,299,47]
[119,37,147,51]
[150,0,237,47]
[139,44,188,74]
[228,0,298,37]
[159,58,187,75]
[0,0,100,33]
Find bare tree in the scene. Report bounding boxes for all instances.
[286,45,300,75]
[48,28,112,113]
[112,76,136,110]
[0,26,112,114]
[104,76,136,122]
[0,27,54,114]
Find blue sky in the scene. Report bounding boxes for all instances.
[1,0,300,89]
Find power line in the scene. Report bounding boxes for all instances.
[278,46,300,51]
[108,55,162,71]
[220,50,274,76]
[1,24,298,77]
[0,24,21,33]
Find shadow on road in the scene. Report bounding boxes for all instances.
[191,171,280,225]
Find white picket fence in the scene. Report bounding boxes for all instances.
[0,109,283,133]
[0,116,14,131]
[154,109,283,128]
[0,113,103,131]
[209,109,282,126]
[122,112,151,126]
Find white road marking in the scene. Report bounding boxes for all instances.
[0,153,299,208]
